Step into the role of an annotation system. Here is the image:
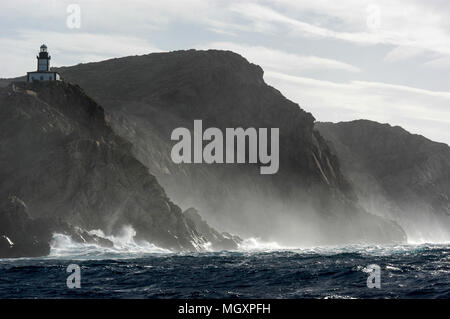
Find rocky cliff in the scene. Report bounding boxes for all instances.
[53,50,406,245]
[0,81,239,257]
[316,120,450,242]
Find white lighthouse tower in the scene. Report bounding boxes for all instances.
[27,44,61,82]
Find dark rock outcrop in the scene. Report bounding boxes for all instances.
[0,196,52,258]
[0,195,115,258]
[0,81,239,257]
[53,50,406,245]
[184,208,242,250]
[316,120,450,241]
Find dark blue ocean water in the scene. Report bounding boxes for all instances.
[0,238,448,299]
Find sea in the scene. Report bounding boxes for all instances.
[0,231,449,299]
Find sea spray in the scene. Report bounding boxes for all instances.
[237,237,289,251]
[49,225,171,259]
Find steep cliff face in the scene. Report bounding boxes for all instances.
[54,50,405,245]
[0,81,238,257]
[316,120,450,242]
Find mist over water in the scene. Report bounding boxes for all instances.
[359,199,450,245]
[401,220,450,245]
[174,185,450,247]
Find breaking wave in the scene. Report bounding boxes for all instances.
[45,221,450,261]
[49,225,171,259]
[237,237,292,251]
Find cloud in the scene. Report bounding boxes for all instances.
[423,56,450,69]
[230,1,450,57]
[198,42,360,74]
[384,46,426,63]
[264,71,450,144]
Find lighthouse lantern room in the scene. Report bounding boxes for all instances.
[27,44,61,82]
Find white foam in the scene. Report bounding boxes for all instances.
[238,239,449,256]
[406,235,450,245]
[237,237,291,251]
[47,225,449,259]
[49,225,171,259]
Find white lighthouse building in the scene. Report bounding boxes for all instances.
[27,44,61,82]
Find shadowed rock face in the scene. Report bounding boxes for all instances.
[53,50,406,245]
[184,207,242,250]
[0,81,239,257]
[0,195,115,258]
[0,196,52,258]
[316,120,450,242]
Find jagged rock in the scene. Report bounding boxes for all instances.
[184,207,242,250]
[0,81,236,257]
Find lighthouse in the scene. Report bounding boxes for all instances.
[26,44,61,82]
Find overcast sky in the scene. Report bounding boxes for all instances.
[2,0,450,145]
